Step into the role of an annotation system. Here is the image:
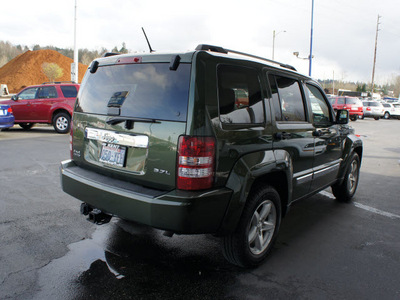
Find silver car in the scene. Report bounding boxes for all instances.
[362,101,384,120]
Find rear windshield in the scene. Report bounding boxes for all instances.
[345,98,362,105]
[76,63,191,121]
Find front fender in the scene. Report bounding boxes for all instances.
[216,150,292,235]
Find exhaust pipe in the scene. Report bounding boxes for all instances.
[80,203,112,225]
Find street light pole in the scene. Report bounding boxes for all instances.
[73,0,78,83]
[309,0,314,77]
[272,30,286,60]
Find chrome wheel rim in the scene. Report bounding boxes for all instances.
[56,117,68,131]
[248,200,276,255]
[347,159,359,194]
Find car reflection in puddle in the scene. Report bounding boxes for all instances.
[32,219,238,300]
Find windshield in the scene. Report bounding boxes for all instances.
[76,63,191,122]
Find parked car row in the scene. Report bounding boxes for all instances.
[0,82,80,133]
[328,96,400,121]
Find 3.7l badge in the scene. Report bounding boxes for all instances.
[153,168,170,175]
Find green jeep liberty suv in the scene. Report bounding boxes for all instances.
[60,45,362,267]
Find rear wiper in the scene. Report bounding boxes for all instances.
[106,117,161,126]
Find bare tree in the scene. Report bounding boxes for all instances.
[41,62,63,82]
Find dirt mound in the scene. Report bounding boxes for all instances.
[0,50,88,93]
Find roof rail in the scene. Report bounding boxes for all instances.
[41,81,76,85]
[195,44,297,72]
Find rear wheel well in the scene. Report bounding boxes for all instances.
[251,171,289,217]
[52,109,70,124]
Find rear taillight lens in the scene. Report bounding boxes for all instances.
[7,107,13,115]
[177,136,216,190]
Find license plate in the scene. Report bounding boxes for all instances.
[0,110,5,116]
[99,143,126,167]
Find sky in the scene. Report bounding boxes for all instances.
[1,0,400,84]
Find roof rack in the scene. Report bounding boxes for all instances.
[41,81,76,85]
[195,44,297,72]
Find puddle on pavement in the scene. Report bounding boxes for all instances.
[32,219,239,300]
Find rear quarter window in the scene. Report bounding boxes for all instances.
[61,86,78,98]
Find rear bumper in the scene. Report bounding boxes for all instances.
[363,111,384,117]
[60,160,233,234]
[0,116,14,128]
[349,111,363,116]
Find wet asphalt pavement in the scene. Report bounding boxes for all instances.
[0,120,399,299]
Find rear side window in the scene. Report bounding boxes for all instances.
[337,97,345,105]
[272,75,306,122]
[38,86,58,99]
[217,65,264,124]
[76,63,191,122]
[61,86,78,98]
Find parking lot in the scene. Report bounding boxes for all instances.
[1,119,399,299]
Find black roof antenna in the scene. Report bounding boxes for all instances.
[142,27,155,53]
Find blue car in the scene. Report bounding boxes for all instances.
[0,104,14,129]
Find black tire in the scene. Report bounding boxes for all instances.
[332,152,360,202]
[350,115,357,121]
[374,116,380,120]
[19,123,35,130]
[53,112,71,134]
[222,185,281,267]
[383,112,390,119]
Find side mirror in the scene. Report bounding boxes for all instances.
[11,95,17,101]
[336,109,349,124]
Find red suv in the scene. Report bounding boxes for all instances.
[328,96,363,121]
[2,82,79,133]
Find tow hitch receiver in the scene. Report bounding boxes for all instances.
[80,203,112,225]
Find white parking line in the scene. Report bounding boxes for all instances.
[319,191,400,220]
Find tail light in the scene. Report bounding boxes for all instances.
[69,125,73,159]
[366,107,371,111]
[177,136,216,190]
[7,107,13,115]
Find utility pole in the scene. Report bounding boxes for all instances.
[371,15,381,94]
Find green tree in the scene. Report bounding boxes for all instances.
[119,42,128,54]
[42,62,63,82]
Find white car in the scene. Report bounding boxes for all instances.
[382,103,400,119]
